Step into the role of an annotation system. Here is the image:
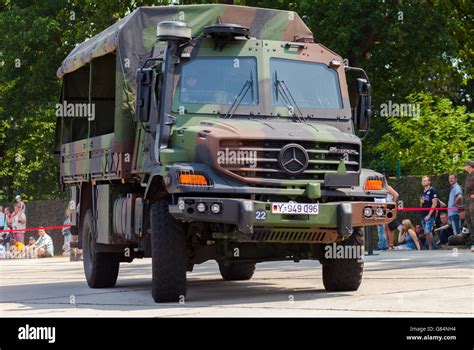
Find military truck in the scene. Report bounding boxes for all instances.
[55,4,396,302]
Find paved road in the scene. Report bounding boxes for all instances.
[0,250,472,317]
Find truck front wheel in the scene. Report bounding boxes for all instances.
[150,200,187,302]
[218,262,256,281]
[322,228,364,292]
[82,210,121,288]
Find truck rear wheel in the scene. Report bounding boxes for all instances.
[322,228,364,292]
[218,262,256,281]
[150,200,187,302]
[82,210,121,288]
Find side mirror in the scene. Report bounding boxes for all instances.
[135,68,154,123]
[355,78,371,132]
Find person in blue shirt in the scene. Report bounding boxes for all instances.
[448,174,463,235]
[420,176,439,250]
[396,219,421,250]
[0,206,6,231]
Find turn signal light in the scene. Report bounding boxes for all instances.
[364,179,383,191]
[178,174,209,186]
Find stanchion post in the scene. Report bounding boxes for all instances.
[367,226,373,255]
[365,226,378,256]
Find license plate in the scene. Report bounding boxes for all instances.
[271,202,319,215]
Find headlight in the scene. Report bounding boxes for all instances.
[210,203,221,214]
[375,207,384,217]
[196,202,206,213]
[364,206,373,218]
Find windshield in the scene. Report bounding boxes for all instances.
[270,58,343,109]
[179,57,258,105]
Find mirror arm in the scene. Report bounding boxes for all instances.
[345,66,371,85]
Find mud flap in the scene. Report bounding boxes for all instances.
[337,203,353,237]
[238,200,254,234]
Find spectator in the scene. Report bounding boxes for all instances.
[415,224,426,249]
[434,198,447,233]
[62,209,72,256]
[5,207,13,230]
[15,194,26,212]
[35,228,54,258]
[448,209,470,246]
[464,160,474,252]
[0,231,11,250]
[26,236,36,246]
[0,243,6,259]
[25,236,37,258]
[8,238,26,258]
[1,207,13,250]
[384,179,399,250]
[434,212,454,245]
[395,219,421,250]
[376,225,388,250]
[0,206,5,231]
[420,175,439,250]
[448,174,463,235]
[374,197,388,250]
[11,204,26,245]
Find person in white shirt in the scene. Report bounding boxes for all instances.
[11,204,26,244]
[35,228,54,258]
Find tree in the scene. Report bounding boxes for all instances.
[374,92,474,175]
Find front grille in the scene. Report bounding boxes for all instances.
[247,227,337,243]
[218,139,360,184]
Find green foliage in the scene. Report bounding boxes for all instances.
[375,92,474,175]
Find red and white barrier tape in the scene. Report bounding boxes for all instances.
[396,207,463,211]
[0,225,71,234]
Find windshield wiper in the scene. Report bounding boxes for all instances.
[224,70,254,119]
[274,71,307,123]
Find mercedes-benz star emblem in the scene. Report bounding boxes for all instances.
[279,143,309,175]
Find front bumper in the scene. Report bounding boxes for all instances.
[162,163,389,199]
[169,197,397,239]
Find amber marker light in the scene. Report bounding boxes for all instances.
[178,173,209,186]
